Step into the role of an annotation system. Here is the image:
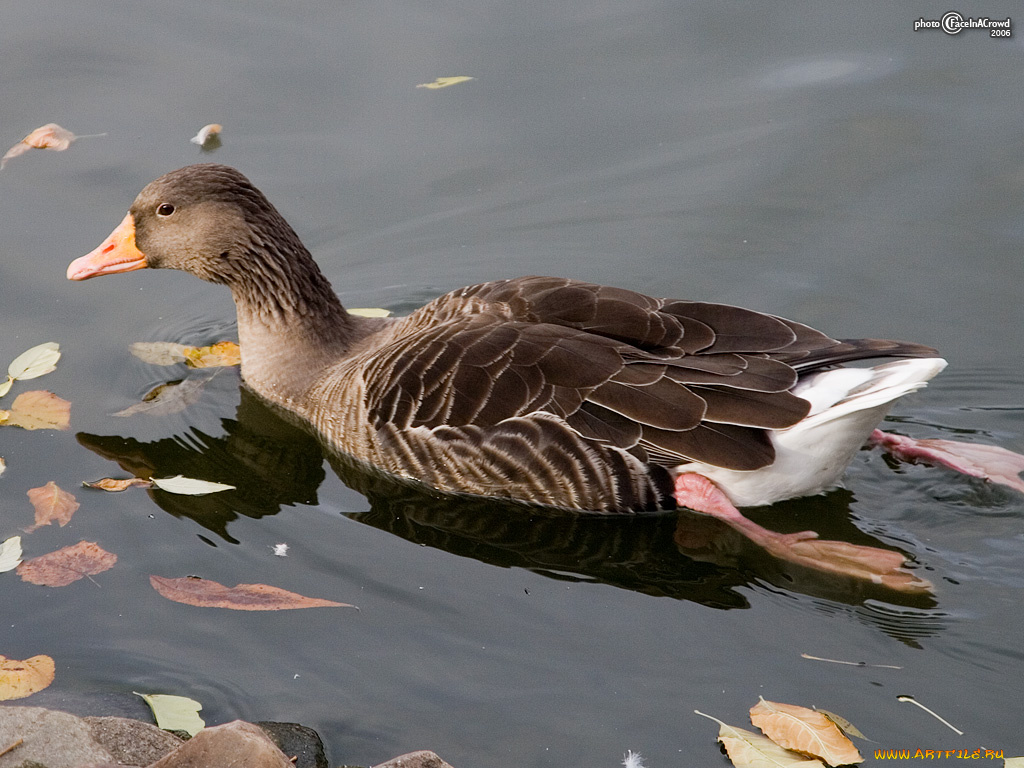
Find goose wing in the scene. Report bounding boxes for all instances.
[360,277,935,473]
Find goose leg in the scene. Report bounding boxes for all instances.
[869,430,1024,494]
[673,473,819,548]
[672,473,930,592]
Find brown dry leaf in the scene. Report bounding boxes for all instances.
[24,481,80,533]
[17,541,117,587]
[0,654,55,701]
[750,698,863,766]
[2,123,77,169]
[150,575,353,611]
[84,477,153,492]
[183,341,240,368]
[0,390,71,430]
[695,710,825,768]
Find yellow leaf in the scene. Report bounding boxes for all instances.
[0,376,12,398]
[750,698,862,765]
[695,710,825,768]
[416,76,475,89]
[135,692,205,736]
[1,390,71,430]
[184,341,240,368]
[0,654,55,701]
[348,307,392,318]
[7,342,60,380]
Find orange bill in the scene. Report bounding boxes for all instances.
[67,213,148,280]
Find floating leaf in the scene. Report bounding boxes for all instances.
[24,481,80,533]
[130,341,191,366]
[0,536,23,573]
[1005,758,1024,767]
[150,475,235,495]
[0,378,11,398]
[349,307,392,318]
[84,477,153,492]
[183,341,240,368]
[129,340,238,369]
[0,655,55,701]
[150,575,353,611]
[2,124,77,169]
[0,456,5,477]
[8,342,61,381]
[113,374,213,417]
[0,390,71,430]
[189,123,222,151]
[815,709,871,742]
[416,76,475,89]
[135,692,205,736]
[17,541,117,587]
[750,698,862,766]
[695,710,825,768]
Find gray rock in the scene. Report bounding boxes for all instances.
[371,750,456,768]
[0,706,116,768]
[256,721,328,768]
[147,719,293,768]
[83,715,183,766]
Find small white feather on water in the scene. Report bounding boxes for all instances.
[622,750,645,768]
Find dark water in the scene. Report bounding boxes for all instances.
[2,1,1023,765]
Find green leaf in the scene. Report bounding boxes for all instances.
[0,536,22,573]
[151,475,235,495]
[8,342,60,381]
[134,692,205,736]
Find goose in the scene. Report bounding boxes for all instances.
[66,164,1024,567]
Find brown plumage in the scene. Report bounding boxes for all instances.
[68,164,940,512]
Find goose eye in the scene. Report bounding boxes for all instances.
[156,203,175,217]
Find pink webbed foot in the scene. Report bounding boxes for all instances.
[870,430,1024,494]
[673,472,931,594]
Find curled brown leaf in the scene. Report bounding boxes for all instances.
[83,477,153,492]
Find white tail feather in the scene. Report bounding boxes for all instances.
[676,358,948,507]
